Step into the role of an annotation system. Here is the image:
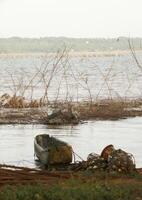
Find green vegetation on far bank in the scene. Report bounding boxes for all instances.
[0,37,142,53]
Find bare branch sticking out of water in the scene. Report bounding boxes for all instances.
[128,38,142,72]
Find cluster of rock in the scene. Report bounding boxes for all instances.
[72,145,136,173]
[0,94,45,108]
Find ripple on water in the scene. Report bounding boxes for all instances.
[0,117,142,168]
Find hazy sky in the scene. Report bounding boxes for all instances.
[0,0,142,38]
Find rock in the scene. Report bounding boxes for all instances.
[87,153,107,170]
[47,107,79,125]
[87,153,100,162]
[107,149,136,173]
[85,146,136,173]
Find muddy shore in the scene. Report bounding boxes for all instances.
[0,164,142,188]
[0,108,45,124]
[0,99,142,124]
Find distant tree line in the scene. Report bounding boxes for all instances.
[0,37,142,53]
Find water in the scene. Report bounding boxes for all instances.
[0,53,142,169]
[0,117,142,168]
[0,53,142,100]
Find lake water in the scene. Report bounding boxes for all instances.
[0,117,142,168]
[0,53,142,169]
[0,52,142,101]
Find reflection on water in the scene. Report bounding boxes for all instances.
[0,117,142,168]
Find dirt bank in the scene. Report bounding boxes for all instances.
[0,164,71,187]
[0,108,45,124]
[0,164,142,188]
[0,99,142,124]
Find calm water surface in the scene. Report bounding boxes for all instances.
[0,117,142,168]
[0,53,142,100]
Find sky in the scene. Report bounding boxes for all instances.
[0,0,142,38]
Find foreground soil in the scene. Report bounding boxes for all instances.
[0,164,71,187]
[0,164,142,187]
[0,164,142,200]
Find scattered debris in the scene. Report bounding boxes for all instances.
[107,149,135,173]
[71,145,136,173]
[0,144,139,188]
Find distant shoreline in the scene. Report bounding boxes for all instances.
[0,50,142,58]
